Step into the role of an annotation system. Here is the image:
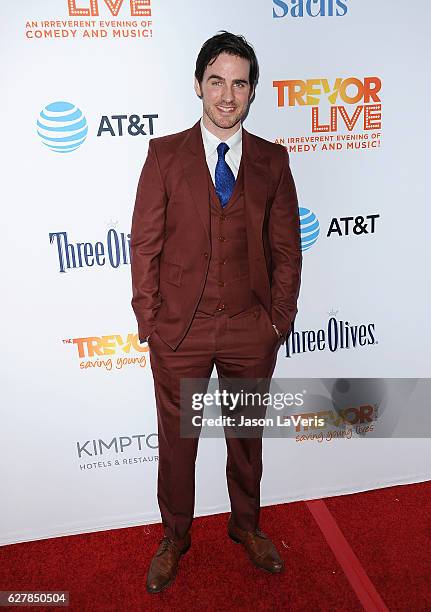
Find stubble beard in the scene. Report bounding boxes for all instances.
[203,102,247,133]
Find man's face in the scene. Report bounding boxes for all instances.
[194,52,253,135]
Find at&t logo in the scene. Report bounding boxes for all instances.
[37,101,88,153]
[300,207,320,251]
[37,102,159,151]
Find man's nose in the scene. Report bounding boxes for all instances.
[222,84,235,101]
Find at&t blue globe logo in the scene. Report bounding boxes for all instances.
[37,101,88,153]
[299,207,320,251]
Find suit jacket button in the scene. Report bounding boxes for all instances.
[204,252,209,258]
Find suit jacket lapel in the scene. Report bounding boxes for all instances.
[242,127,269,247]
[179,120,211,242]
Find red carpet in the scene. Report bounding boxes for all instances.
[1,481,430,611]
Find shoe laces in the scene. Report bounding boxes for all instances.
[158,536,178,554]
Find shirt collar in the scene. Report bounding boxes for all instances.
[200,117,242,158]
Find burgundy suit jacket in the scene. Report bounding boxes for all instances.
[130,120,302,350]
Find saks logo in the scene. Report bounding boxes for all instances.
[285,313,377,357]
[273,0,348,18]
[49,229,131,272]
[38,101,158,153]
[63,332,149,371]
[67,0,151,17]
[273,77,382,134]
[327,214,380,237]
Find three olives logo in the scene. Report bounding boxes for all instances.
[37,101,88,153]
[300,207,320,251]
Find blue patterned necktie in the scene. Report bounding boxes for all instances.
[215,142,235,208]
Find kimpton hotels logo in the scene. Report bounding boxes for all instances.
[77,433,158,472]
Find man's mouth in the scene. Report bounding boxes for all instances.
[216,105,237,114]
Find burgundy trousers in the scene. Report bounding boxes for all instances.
[148,302,280,541]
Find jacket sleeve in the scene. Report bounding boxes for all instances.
[268,150,302,337]
[130,140,166,341]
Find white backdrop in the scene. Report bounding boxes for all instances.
[1,0,430,545]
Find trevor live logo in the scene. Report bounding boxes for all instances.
[67,0,151,16]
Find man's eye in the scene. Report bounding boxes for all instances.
[211,81,222,86]
[234,83,245,87]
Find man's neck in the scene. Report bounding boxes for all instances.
[202,114,241,141]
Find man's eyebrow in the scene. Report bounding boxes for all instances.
[206,74,249,84]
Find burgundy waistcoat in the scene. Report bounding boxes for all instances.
[196,161,259,316]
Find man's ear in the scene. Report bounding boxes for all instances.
[194,77,202,99]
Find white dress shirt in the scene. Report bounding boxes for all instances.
[200,117,242,184]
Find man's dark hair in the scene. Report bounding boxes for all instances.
[195,31,259,92]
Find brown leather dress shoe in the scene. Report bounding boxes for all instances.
[227,516,284,574]
[146,533,191,594]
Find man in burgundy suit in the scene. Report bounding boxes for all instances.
[130,31,302,593]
